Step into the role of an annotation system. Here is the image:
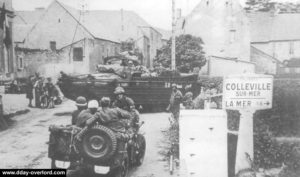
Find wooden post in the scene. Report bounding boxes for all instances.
[235,110,255,174]
[171,0,176,70]
[0,95,8,130]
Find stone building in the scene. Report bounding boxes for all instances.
[14,0,164,78]
[0,0,14,80]
[15,0,120,78]
[179,0,254,76]
[249,12,300,75]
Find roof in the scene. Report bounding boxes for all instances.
[14,9,46,43]
[15,9,45,25]
[84,10,150,41]
[249,12,300,42]
[56,1,119,43]
[17,0,154,47]
[0,0,13,12]
[14,24,33,42]
[251,46,281,63]
[155,27,171,40]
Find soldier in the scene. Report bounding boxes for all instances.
[112,86,135,112]
[183,85,195,109]
[112,86,140,129]
[76,100,98,128]
[71,96,87,125]
[86,97,132,133]
[167,84,183,121]
[26,76,34,107]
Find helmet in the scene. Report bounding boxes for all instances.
[100,97,111,107]
[171,83,177,88]
[76,96,87,107]
[114,86,125,94]
[88,100,99,109]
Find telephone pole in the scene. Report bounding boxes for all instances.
[171,0,176,70]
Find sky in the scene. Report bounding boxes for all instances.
[12,0,300,30]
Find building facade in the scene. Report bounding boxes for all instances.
[14,0,120,79]
[0,0,14,80]
[179,0,254,76]
[249,12,300,63]
[182,0,251,62]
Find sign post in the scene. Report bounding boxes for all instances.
[222,74,273,175]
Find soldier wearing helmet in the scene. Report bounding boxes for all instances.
[71,96,87,125]
[85,97,132,133]
[76,100,99,128]
[112,86,135,112]
[167,83,183,120]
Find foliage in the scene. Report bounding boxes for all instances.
[244,0,276,11]
[120,38,143,62]
[155,34,206,72]
[120,38,135,52]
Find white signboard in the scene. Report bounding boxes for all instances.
[222,74,273,110]
[0,86,5,94]
[180,110,228,177]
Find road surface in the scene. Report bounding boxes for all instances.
[0,100,178,177]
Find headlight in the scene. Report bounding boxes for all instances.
[55,160,70,169]
[94,166,110,174]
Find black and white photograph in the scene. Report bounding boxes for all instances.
[0,0,300,177]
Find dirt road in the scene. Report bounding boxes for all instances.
[0,100,177,176]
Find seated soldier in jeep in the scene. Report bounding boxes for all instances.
[87,97,132,133]
[76,97,132,141]
[112,86,140,130]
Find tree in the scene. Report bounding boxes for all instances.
[120,38,135,52]
[244,0,276,12]
[156,34,206,73]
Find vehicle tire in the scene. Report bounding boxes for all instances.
[78,125,117,162]
[135,134,146,166]
[114,157,129,177]
[51,159,57,169]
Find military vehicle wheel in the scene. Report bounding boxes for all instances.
[135,134,146,166]
[51,159,57,169]
[78,125,117,162]
[114,157,129,177]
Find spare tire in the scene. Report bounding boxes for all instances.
[78,125,117,162]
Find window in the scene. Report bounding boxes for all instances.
[114,46,118,55]
[229,29,236,43]
[50,41,56,51]
[73,47,83,61]
[18,56,23,69]
[289,41,294,55]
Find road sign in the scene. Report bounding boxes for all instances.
[222,74,273,110]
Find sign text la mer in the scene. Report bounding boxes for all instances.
[222,74,273,110]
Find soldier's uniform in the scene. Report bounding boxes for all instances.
[86,107,131,133]
[169,84,183,120]
[183,91,194,109]
[71,96,87,125]
[112,96,135,112]
[76,100,98,128]
[112,87,139,129]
